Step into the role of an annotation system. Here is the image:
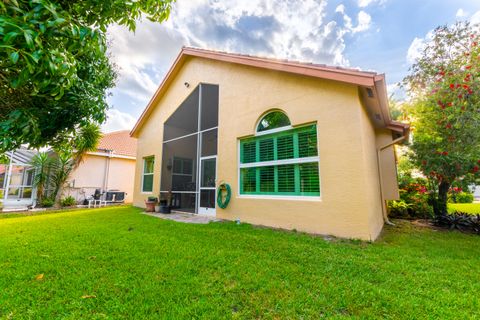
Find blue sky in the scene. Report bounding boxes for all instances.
[103,0,480,132]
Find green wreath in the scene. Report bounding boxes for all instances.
[217,183,231,209]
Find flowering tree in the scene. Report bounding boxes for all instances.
[404,22,480,216]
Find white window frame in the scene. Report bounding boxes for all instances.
[237,123,322,199]
[141,156,155,193]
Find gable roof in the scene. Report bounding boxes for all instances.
[96,130,137,157]
[131,47,408,137]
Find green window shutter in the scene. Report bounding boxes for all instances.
[239,124,320,197]
[259,138,274,161]
[242,141,256,163]
[241,168,256,193]
[298,126,318,158]
[259,166,275,192]
[143,175,153,192]
[277,135,294,160]
[299,163,320,194]
[278,164,295,192]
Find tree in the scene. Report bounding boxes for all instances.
[403,22,480,217]
[0,0,174,152]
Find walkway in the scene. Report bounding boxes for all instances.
[143,212,220,224]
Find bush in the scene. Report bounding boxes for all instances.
[435,212,480,234]
[40,198,55,208]
[449,192,474,204]
[60,196,76,207]
[387,200,411,218]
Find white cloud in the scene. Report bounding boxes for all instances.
[358,0,386,8]
[106,0,377,112]
[471,10,480,24]
[456,8,468,18]
[101,109,137,133]
[406,37,425,64]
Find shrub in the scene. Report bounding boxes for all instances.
[387,200,411,218]
[41,198,55,208]
[435,212,480,234]
[61,196,76,207]
[147,196,158,203]
[449,192,474,204]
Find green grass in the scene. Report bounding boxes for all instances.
[1,207,480,319]
[449,202,480,215]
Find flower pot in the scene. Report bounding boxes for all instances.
[154,205,161,212]
[145,201,156,212]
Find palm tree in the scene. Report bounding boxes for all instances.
[72,123,102,168]
[30,152,53,203]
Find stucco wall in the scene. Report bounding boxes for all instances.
[67,154,136,203]
[133,57,397,240]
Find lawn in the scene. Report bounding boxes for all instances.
[449,202,480,215]
[1,207,480,319]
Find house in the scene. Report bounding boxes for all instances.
[0,148,37,210]
[130,47,409,241]
[65,130,137,203]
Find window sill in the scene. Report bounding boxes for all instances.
[237,195,322,202]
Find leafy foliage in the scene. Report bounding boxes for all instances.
[40,197,55,208]
[30,152,54,203]
[388,156,433,219]
[60,196,76,207]
[0,0,174,152]
[403,22,480,216]
[435,212,480,234]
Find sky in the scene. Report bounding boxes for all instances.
[102,0,480,133]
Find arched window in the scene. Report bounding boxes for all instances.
[257,111,291,133]
[239,110,320,198]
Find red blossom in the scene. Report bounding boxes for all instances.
[466,65,472,69]
[473,166,479,173]
[447,102,453,107]
[446,123,452,129]
[422,160,427,166]
[463,84,470,89]
[442,151,449,156]
[449,83,455,89]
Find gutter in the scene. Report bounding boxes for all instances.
[376,131,408,225]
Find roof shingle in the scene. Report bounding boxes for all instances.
[97,130,137,157]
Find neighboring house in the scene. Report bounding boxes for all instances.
[0,148,37,210]
[66,130,137,203]
[130,47,409,241]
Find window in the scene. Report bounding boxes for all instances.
[257,111,291,132]
[239,124,320,196]
[142,157,154,192]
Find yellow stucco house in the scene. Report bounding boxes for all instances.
[130,47,409,241]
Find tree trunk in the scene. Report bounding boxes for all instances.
[435,181,450,217]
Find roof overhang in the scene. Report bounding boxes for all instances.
[131,47,409,138]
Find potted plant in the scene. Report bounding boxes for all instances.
[145,196,158,212]
[158,191,172,214]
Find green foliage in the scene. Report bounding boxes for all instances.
[449,191,474,203]
[30,152,54,203]
[390,155,433,218]
[40,197,54,208]
[387,200,410,217]
[1,207,480,318]
[435,212,480,233]
[60,196,76,207]
[50,151,74,201]
[0,0,174,152]
[0,154,8,164]
[403,22,480,216]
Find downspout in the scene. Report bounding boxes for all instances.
[377,133,407,225]
[103,150,113,192]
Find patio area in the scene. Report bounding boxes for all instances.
[143,211,220,224]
